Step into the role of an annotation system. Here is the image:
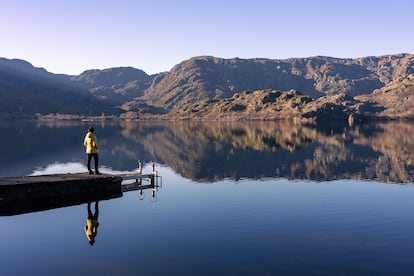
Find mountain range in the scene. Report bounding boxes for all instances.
[0,53,413,120]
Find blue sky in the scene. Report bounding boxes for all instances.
[1,0,413,75]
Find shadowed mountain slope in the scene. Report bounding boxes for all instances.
[0,58,120,116]
[71,67,151,105]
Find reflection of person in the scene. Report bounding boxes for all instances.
[84,201,99,246]
[83,127,100,175]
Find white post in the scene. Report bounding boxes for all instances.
[137,160,142,175]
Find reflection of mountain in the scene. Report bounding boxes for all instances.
[112,121,414,183]
[1,121,414,183]
[353,122,414,183]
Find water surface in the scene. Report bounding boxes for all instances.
[1,120,414,275]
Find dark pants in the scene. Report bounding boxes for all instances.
[87,153,99,172]
[87,201,99,220]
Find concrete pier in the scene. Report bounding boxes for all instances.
[0,162,161,216]
[0,173,123,216]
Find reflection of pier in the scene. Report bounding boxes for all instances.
[0,163,161,216]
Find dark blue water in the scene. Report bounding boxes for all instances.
[1,121,414,275]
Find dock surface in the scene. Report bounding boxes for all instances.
[0,173,123,216]
[0,172,159,216]
[0,173,120,186]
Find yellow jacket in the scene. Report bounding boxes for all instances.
[84,132,99,154]
[84,218,99,242]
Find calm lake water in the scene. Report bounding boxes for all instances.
[1,120,414,275]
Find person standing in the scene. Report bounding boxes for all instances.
[84,126,101,175]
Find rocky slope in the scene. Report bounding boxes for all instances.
[130,53,414,112]
[159,89,375,123]
[356,74,414,119]
[0,53,413,119]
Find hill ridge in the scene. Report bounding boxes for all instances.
[0,53,413,120]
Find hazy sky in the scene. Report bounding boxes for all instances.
[1,0,413,75]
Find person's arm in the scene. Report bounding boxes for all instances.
[93,137,99,150]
